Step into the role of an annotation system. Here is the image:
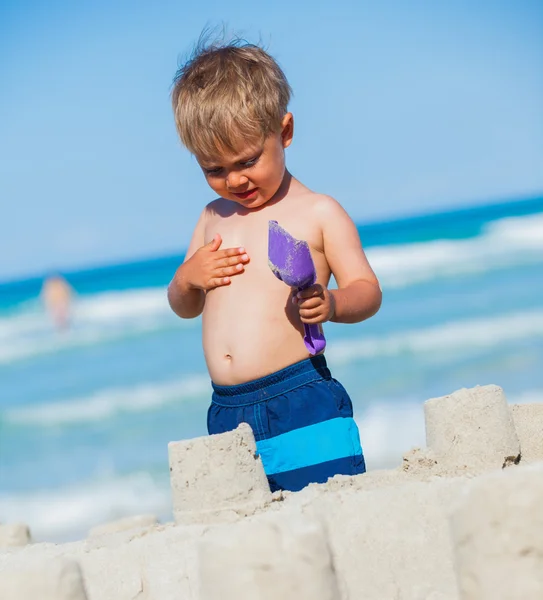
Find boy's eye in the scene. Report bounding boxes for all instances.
[204,167,222,175]
[203,153,260,174]
[241,156,259,167]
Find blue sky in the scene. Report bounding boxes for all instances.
[1,0,542,281]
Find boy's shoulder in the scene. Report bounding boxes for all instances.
[307,191,344,210]
[291,190,352,221]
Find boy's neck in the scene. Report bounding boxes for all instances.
[271,169,293,205]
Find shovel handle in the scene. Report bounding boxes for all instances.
[296,285,327,355]
[303,323,326,355]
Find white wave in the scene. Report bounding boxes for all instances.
[74,288,171,324]
[367,212,543,289]
[0,287,170,337]
[328,309,543,364]
[509,390,543,405]
[356,401,427,470]
[0,472,172,542]
[4,375,210,427]
[491,213,543,246]
[0,287,197,365]
[0,304,52,341]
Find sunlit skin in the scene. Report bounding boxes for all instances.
[168,113,382,385]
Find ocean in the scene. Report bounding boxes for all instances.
[1,196,542,542]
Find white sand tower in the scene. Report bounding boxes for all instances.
[198,513,340,600]
[0,523,31,548]
[450,463,543,600]
[424,384,520,470]
[0,557,88,600]
[168,423,272,524]
[510,403,543,463]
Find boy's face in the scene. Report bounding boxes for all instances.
[196,114,294,209]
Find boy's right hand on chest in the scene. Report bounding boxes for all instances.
[183,234,250,291]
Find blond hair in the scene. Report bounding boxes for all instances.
[171,37,292,158]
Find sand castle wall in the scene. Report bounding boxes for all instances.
[1,384,543,600]
[199,514,341,600]
[451,463,543,600]
[0,524,31,548]
[0,557,88,600]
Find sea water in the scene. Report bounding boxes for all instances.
[1,197,542,541]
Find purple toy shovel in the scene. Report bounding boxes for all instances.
[268,220,326,355]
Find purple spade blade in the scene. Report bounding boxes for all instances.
[268,220,316,288]
[268,220,326,355]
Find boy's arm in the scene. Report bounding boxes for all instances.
[167,209,207,319]
[320,197,382,324]
[167,207,250,319]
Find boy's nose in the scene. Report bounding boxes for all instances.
[226,173,249,190]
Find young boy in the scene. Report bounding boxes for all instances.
[168,39,382,492]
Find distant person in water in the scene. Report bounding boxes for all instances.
[41,274,74,331]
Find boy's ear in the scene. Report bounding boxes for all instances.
[281,113,294,148]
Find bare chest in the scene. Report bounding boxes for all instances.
[204,207,325,275]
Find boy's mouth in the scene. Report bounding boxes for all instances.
[232,188,258,200]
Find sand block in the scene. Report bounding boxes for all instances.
[168,423,272,524]
[0,523,31,548]
[511,403,543,463]
[451,463,543,600]
[0,557,88,600]
[424,384,520,470]
[88,513,158,538]
[198,513,340,600]
[297,476,462,600]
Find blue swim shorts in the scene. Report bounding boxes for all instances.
[207,355,366,492]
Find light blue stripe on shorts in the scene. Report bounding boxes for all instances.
[255,416,362,475]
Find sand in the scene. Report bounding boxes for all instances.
[1,384,543,599]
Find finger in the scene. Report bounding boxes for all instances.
[217,264,245,277]
[209,276,232,288]
[297,285,323,299]
[217,253,249,268]
[207,233,222,252]
[299,305,323,318]
[218,246,247,258]
[300,311,325,324]
[296,296,322,310]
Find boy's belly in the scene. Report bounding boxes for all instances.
[202,278,315,385]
